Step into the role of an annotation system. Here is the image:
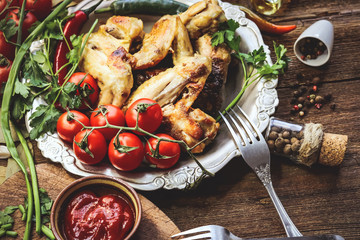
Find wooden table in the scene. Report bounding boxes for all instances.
[1,0,360,239]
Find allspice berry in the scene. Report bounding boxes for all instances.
[267,140,275,150]
[268,131,278,140]
[282,131,291,139]
[275,137,285,149]
[283,144,292,155]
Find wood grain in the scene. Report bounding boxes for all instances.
[0,163,180,239]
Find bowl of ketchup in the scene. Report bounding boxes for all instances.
[50,175,142,240]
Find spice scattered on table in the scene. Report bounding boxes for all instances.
[289,75,335,118]
[298,37,327,60]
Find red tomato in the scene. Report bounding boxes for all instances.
[108,132,144,171]
[73,129,107,165]
[19,0,52,20]
[0,55,11,86]
[90,104,125,141]
[8,9,38,40]
[125,98,163,135]
[145,133,180,169]
[0,0,18,18]
[0,32,15,60]
[56,110,90,143]
[68,72,99,110]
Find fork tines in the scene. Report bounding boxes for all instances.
[171,225,211,239]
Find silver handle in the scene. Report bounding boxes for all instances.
[264,181,302,237]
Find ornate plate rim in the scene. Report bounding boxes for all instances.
[25,0,278,191]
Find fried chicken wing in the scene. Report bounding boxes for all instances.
[80,16,143,107]
[193,34,231,116]
[172,16,194,65]
[123,54,212,110]
[133,15,177,70]
[179,0,226,39]
[162,101,220,153]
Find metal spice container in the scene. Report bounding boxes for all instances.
[265,117,348,166]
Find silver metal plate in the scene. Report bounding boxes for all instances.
[25,0,278,191]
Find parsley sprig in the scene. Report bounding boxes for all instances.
[212,19,289,119]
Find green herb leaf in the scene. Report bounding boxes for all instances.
[211,19,240,52]
[29,104,61,139]
[0,18,18,41]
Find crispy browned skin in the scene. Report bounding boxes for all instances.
[123,54,212,110]
[179,0,226,39]
[162,102,220,153]
[133,15,177,70]
[80,16,143,107]
[172,16,194,65]
[193,34,231,116]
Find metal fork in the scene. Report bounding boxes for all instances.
[219,106,302,237]
[171,225,345,240]
[171,225,240,240]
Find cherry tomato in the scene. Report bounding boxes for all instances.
[90,104,125,141]
[19,0,52,20]
[0,32,15,60]
[8,9,38,40]
[68,72,99,110]
[145,133,180,169]
[73,129,107,165]
[0,55,11,86]
[108,132,144,171]
[56,110,90,143]
[125,98,163,135]
[0,0,18,18]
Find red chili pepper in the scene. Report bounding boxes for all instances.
[54,0,102,85]
[238,6,296,35]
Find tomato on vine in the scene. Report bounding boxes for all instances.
[19,0,52,20]
[8,9,38,40]
[145,133,180,169]
[57,110,89,143]
[125,98,163,135]
[68,72,99,110]
[108,132,144,171]
[73,129,107,165]
[90,104,125,141]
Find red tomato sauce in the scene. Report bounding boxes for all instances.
[64,190,135,240]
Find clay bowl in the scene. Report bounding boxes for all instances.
[50,175,142,240]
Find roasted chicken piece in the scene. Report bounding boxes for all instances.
[80,16,144,107]
[162,101,220,153]
[179,0,226,39]
[123,54,212,110]
[193,34,231,116]
[81,46,136,107]
[172,16,194,65]
[133,15,177,70]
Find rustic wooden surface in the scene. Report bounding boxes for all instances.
[0,164,180,240]
[1,0,360,239]
[141,0,360,239]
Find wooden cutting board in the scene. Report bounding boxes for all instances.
[0,163,180,239]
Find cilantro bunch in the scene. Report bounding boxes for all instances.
[212,19,289,118]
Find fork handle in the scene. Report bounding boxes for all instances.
[264,181,303,237]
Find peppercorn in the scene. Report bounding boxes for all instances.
[315,103,322,109]
[268,131,278,140]
[293,90,300,97]
[309,94,316,100]
[312,77,321,85]
[298,96,305,103]
[310,99,315,104]
[283,144,292,155]
[267,140,275,150]
[299,111,305,117]
[275,137,285,149]
[315,95,324,103]
[293,105,299,111]
[312,85,318,92]
[297,103,303,109]
[282,131,291,139]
